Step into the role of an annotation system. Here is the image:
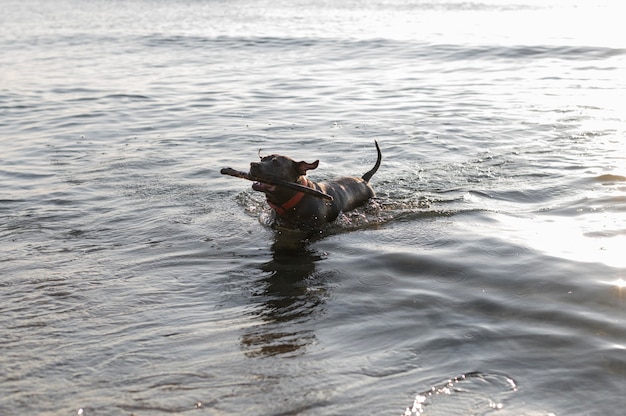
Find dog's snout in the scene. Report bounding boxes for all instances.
[249,161,262,176]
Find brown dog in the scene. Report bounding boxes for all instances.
[250,141,381,230]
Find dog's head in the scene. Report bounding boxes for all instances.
[249,154,318,196]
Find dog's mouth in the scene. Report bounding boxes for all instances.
[252,181,276,194]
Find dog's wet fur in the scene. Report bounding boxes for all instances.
[250,141,381,230]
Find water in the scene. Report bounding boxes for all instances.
[1,0,625,414]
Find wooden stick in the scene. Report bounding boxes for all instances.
[220,167,333,201]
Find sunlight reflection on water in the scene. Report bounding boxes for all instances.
[494,214,626,269]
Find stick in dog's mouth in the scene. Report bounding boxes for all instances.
[220,167,333,201]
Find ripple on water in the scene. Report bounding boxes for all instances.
[403,372,520,416]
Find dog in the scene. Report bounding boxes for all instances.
[250,141,381,230]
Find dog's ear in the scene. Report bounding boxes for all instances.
[296,160,319,175]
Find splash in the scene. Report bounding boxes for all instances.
[402,372,519,416]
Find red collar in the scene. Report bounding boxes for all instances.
[268,177,310,216]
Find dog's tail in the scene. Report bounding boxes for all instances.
[362,140,382,182]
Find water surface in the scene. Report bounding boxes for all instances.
[1,1,625,415]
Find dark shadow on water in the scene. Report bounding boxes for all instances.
[240,230,329,358]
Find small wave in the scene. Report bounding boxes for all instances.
[140,33,625,63]
[143,34,328,50]
[103,93,152,101]
[432,44,625,61]
[592,173,626,183]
